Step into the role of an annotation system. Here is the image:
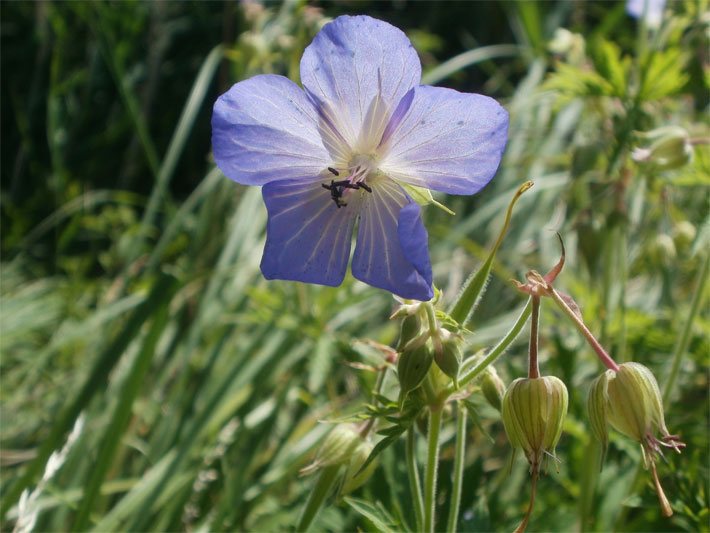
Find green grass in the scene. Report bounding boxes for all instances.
[2,1,708,531]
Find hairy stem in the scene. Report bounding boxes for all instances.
[514,467,539,533]
[424,407,443,533]
[445,402,467,533]
[453,299,532,392]
[406,426,425,532]
[662,251,709,404]
[547,289,619,371]
[528,296,541,379]
[296,464,341,532]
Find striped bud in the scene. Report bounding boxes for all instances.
[397,344,433,403]
[300,424,360,476]
[340,439,377,496]
[434,331,462,383]
[587,372,610,455]
[589,363,682,460]
[502,376,568,471]
[481,366,506,412]
[396,313,422,352]
[587,362,685,516]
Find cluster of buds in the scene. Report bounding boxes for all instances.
[504,238,685,529]
[391,293,464,406]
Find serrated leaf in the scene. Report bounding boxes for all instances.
[357,426,408,475]
[343,497,399,533]
[592,39,627,97]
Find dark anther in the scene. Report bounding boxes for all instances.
[327,167,340,176]
[322,180,347,208]
[322,179,372,208]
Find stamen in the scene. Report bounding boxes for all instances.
[327,167,339,176]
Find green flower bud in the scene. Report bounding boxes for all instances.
[588,362,685,516]
[548,28,585,64]
[604,363,679,455]
[481,366,506,412]
[397,344,434,403]
[396,313,422,352]
[502,376,568,471]
[587,372,610,454]
[434,331,462,383]
[648,234,676,267]
[340,439,377,496]
[300,424,360,476]
[673,220,696,250]
[632,126,693,171]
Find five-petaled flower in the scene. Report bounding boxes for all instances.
[212,15,508,300]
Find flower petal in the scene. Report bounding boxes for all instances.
[351,179,433,300]
[212,74,329,186]
[261,179,363,287]
[379,85,509,195]
[300,15,421,148]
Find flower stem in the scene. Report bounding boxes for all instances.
[445,402,467,533]
[424,407,443,533]
[616,226,629,362]
[424,301,439,337]
[514,467,539,533]
[361,365,388,437]
[296,464,341,532]
[528,296,541,379]
[649,459,673,517]
[662,251,709,404]
[406,426,424,532]
[453,299,532,392]
[547,289,619,372]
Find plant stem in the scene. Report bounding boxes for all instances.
[361,366,388,437]
[662,251,709,404]
[514,468,539,533]
[424,302,439,337]
[616,227,629,362]
[528,296,541,379]
[406,426,425,532]
[547,289,619,371]
[445,402,467,533]
[453,299,532,392]
[296,464,341,532]
[424,407,443,533]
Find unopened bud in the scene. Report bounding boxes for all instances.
[673,221,696,250]
[398,345,433,403]
[632,126,693,171]
[607,363,658,443]
[648,234,676,267]
[396,313,422,352]
[481,366,506,411]
[587,362,685,516]
[300,425,360,476]
[587,373,610,455]
[434,331,462,384]
[548,28,585,64]
[502,376,568,471]
[340,439,377,496]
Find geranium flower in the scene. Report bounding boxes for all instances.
[212,15,508,300]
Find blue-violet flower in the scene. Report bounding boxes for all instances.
[212,15,508,300]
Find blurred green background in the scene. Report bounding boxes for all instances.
[2,1,708,531]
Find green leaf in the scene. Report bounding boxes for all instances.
[400,183,455,215]
[449,181,533,327]
[343,497,400,533]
